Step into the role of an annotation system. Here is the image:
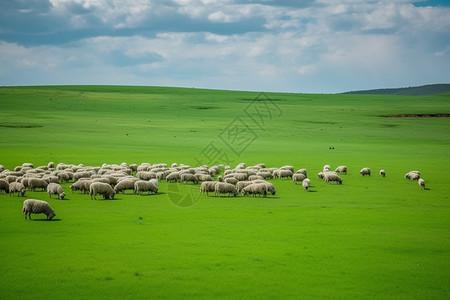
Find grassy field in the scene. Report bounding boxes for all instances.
[0,85,449,299]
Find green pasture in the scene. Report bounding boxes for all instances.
[0,86,449,299]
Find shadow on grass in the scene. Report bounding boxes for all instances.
[31,218,62,222]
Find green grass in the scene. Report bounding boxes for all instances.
[0,86,449,299]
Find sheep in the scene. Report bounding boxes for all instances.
[360,168,371,176]
[303,178,311,185]
[248,175,264,181]
[69,181,85,193]
[91,178,111,185]
[114,179,136,194]
[250,180,276,195]
[134,180,158,195]
[22,199,55,220]
[280,165,295,172]
[235,181,254,193]
[48,162,55,168]
[6,175,18,184]
[275,169,293,179]
[0,179,9,193]
[43,175,59,184]
[47,183,66,200]
[405,171,420,180]
[180,173,199,185]
[232,173,248,181]
[380,169,386,177]
[166,172,180,182]
[418,178,425,190]
[200,181,218,196]
[214,182,238,197]
[0,164,4,172]
[22,163,34,169]
[241,183,267,197]
[28,178,48,191]
[137,171,157,181]
[296,168,307,177]
[323,165,331,172]
[90,182,115,200]
[292,173,306,184]
[324,173,343,184]
[57,171,70,183]
[256,171,272,179]
[334,166,347,174]
[224,177,238,185]
[73,172,91,182]
[9,182,26,197]
[195,173,212,182]
[302,179,309,191]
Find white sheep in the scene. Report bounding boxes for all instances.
[334,166,347,174]
[166,172,180,182]
[360,168,371,176]
[248,175,264,181]
[47,183,66,200]
[280,165,295,172]
[137,171,157,181]
[379,169,386,177]
[324,173,343,184]
[275,169,293,179]
[9,182,26,197]
[256,171,272,179]
[0,179,9,193]
[296,168,307,177]
[28,178,49,191]
[195,173,212,182]
[114,179,136,194]
[302,179,309,191]
[214,182,238,197]
[405,171,420,180]
[224,177,238,185]
[241,183,267,197]
[292,173,307,184]
[90,182,115,200]
[134,180,158,195]
[200,181,218,196]
[418,178,425,190]
[251,180,277,195]
[323,165,331,172]
[22,199,55,220]
[180,173,198,184]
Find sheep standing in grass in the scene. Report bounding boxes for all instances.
[214,182,238,197]
[114,179,136,194]
[405,171,420,180]
[47,183,66,200]
[200,181,218,196]
[90,182,115,200]
[292,173,306,184]
[241,183,267,197]
[296,168,307,177]
[180,173,198,184]
[302,179,309,191]
[335,166,347,174]
[22,199,55,220]
[28,178,48,191]
[323,165,331,172]
[276,169,293,179]
[224,177,238,185]
[0,179,9,193]
[360,168,371,176]
[166,172,180,182]
[418,178,425,190]
[134,180,158,195]
[380,169,386,177]
[324,173,343,184]
[9,182,26,197]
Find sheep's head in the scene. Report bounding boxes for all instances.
[59,192,66,200]
[20,189,26,197]
[47,211,56,220]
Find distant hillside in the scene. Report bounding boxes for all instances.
[342,84,450,96]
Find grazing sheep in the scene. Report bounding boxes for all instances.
[57,171,70,183]
[137,171,157,181]
[6,175,18,184]
[302,179,309,191]
[276,169,294,179]
[47,183,66,200]
[90,182,115,200]
[235,181,253,193]
[0,164,4,172]
[214,182,238,197]
[224,177,239,185]
[334,166,347,174]
[43,175,59,184]
[48,162,55,168]
[248,175,264,181]
[232,173,248,181]
[73,172,91,182]
[114,179,136,194]
[360,168,371,176]
[418,178,425,189]
[9,182,26,197]
[180,173,199,185]
[380,169,386,177]
[134,180,158,195]
[28,178,48,191]
[303,178,311,185]
[280,165,295,172]
[317,172,325,180]
[200,181,218,196]
[195,173,212,182]
[405,171,420,180]
[166,172,180,182]
[324,173,343,184]
[241,183,268,197]
[22,199,55,220]
[318,171,337,180]
[69,181,85,193]
[91,177,111,185]
[296,168,307,177]
[0,179,9,193]
[22,163,34,168]
[292,173,307,184]
[323,165,331,172]
[256,171,272,179]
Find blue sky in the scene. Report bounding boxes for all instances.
[0,0,449,93]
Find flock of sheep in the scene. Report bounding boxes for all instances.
[0,162,426,220]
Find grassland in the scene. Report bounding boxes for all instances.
[0,86,449,299]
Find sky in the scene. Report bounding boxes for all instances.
[0,0,449,93]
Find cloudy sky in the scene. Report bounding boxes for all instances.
[1,0,449,93]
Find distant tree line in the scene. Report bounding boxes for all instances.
[342,84,450,96]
